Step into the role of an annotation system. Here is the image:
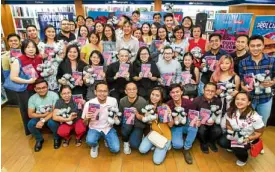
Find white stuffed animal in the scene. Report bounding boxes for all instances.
[254,73,272,94]
[172,106,187,125]
[164,3,174,12]
[83,68,97,85]
[141,105,157,123]
[37,61,55,78]
[107,107,122,125]
[56,107,73,125]
[201,59,208,72]
[207,105,222,125]
[59,74,75,88]
[227,129,248,144]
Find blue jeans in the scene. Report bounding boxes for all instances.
[139,135,171,165]
[121,124,144,149]
[171,125,198,150]
[198,81,205,97]
[86,128,120,153]
[252,98,273,126]
[27,118,59,141]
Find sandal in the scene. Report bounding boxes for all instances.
[63,139,70,147]
[75,139,82,147]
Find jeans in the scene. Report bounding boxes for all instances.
[171,125,198,150]
[121,124,144,149]
[252,98,273,126]
[198,124,222,144]
[27,118,60,141]
[86,128,120,153]
[139,136,171,165]
[198,81,205,97]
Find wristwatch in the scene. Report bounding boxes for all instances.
[40,118,46,123]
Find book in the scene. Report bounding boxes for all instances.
[244,73,254,90]
[141,64,151,78]
[205,56,217,72]
[77,37,86,47]
[139,41,148,48]
[200,108,211,125]
[93,66,104,80]
[102,41,116,52]
[161,73,174,86]
[157,106,170,123]
[102,51,113,66]
[230,140,245,148]
[10,48,22,58]
[87,103,100,120]
[188,110,200,127]
[72,71,83,86]
[44,45,55,61]
[154,40,163,49]
[181,71,192,84]
[118,63,130,78]
[22,64,38,78]
[217,83,227,91]
[72,94,84,110]
[123,108,135,125]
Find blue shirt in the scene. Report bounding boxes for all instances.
[239,54,275,104]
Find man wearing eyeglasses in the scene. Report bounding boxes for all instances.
[27,79,60,152]
[57,19,76,42]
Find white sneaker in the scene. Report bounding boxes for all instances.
[226,149,233,152]
[123,142,131,155]
[104,140,108,148]
[236,160,247,167]
[90,145,99,158]
[261,149,265,154]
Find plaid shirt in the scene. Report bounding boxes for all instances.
[239,54,275,104]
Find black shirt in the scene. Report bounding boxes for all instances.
[193,96,222,112]
[56,32,76,42]
[230,51,250,75]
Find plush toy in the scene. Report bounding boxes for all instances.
[36,61,54,78]
[58,74,75,88]
[83,68,97,85]
[36,105,53,122]
[201,59,208,72]
[219,82,236,102]
[172,107,187,125]
[254,72,272,94]
[107,16,119,26]
[164,3,174,12]
[207,105,222,125]
[56,107,73,125]
[227,129,247,144]
[174,47,184,62]
[141,104,157,123]
[107,107,122,125]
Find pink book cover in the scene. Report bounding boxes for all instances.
[123,108,135,125]
[205,56,217,72]
[217,83,227,91]
[72,94,84,109]
[244,73,254,90]
[154,40,163,49]
[10,48,22,58]
[93,66,104,80]
[141,64,151,78]
[181,71,192,84]
[161,73,173,86]
[157,106,170,123]
[139,41,147,48]
[231,140,245,148]
[72,71,83,86]
[200,108,211,125]
[77,37,86,46]
[87,103,100,120]
[22,64,38,78]
[102,52,112,66]
[118,63,129,77]
[44,45,55,61]
[188,110,200,127]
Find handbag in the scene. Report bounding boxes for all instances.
[3,58,29,92]
[250,139,263,158]
[183,84,198,97]
[147,121,168,149]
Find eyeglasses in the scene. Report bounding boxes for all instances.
[35,86,47,91]
[164,52,173,55]
[204,89,216,93]
[62,23,70,26]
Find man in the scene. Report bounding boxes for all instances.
[153,13,162,24]
[239,35,275,125]
[57,19,76,42]
[115,15,131,39]
[163,13,178,39]
[26,25,40,45]
[119,82,147,154]
[230,34,250,75]
[167,84,197,164]
[83,81,120,158]
[131,10,141,28]
[85,16,95,31]
[199,33,228,96]
[27,79,60,152]
[193,82,222,154]
[116,20,139,63]
[69,20,77,34]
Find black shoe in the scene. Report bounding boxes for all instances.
[34,140,44,152]
[200,143,209,154]
[183,149,193,164]
[208,142,218,152]
[54,139,61,149]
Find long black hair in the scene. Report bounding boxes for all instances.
[101,24,116,42]
[78,25,89,38]
[148,87,165,108]
[181,16,193,30]
[156,26,170,42]
[134,46,151,67]
[43,25,57,43]
[64,44,81,62]
[182,52,195,72]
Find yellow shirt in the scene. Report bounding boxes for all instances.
[81,44,102,63]
[142,35,153,45]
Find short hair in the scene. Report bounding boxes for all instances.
[169,84,183,93]
[126,82,137,89]
[26,25,37,30]
[209,33,222,41]
[153,13,162,19]
[76,15,85,22]
[119,48,131,55]
[132,10,140,16]
[69,20,77,28]
[60,85,72,94]
[123,20,133,26]
[7,33,20,41]
[236,34,249,42]
[61,19,69,24]
[122,15,131,23]
[95,81,109,90]
[163,45,173,52]
[248,35,264,45]
[21,39,39,55]
[204,82,217,90]
[34,78,48,87]
[86,16,94,21]
[181,16,194,30]
[88,31,100,44]
[164,13,174,21]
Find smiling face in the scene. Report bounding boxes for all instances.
[192,27,201,39]
[153,14,161,23]
[104,26,113,39]
[133,29,142,39]
[123,23,132,35]
[236,36,248,51]
[77,16,85,26]
[118,49,129,63]
[25,42,36,57]
[80,27,88,38]
[209,36,221,50]
[61,87,72,102]
[183,55,193,68]
[139,49,150,63]
[151,24,158,36]
[8,36,20,49]
[142,24,150,34]
[169,87,183,102]
[182,18,192,29]
[89,33,99,45]
[249,39,264,57]
[235,93,251,111]
[125,83,138,99]
[95,84,108,102]
[132,13,140,23]
[45,27,56,40]
[203,84,216,100]
[164,16,173,29]
[27,26,38,40]
[150,90,162,105]
[34,82,48,97]
[90,53,100,66]
[61,20,71,33]
[163,48,173,62]
[158,28,167,40]
[174,28,184,40]
[67,47,78,61]
[86,18,94,28]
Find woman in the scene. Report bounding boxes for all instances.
[53,85,86,147]
[133,28,144,42]
[95,22,104,40]
[57,44,87,98]
[10,39,43,135]
[80,31,102,64]
[141,22,153,45]
[171,25,189,63]
[181,16,193,40]
[75,15,86,36]
[101,24,116,52]
[83,50,106,100]
[151,22,161,40]
[132,47,160,100]
[139,87,173,165]
[77,25,89,44]
[218,92,264,166]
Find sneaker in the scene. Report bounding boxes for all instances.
[90,145,99,158]
[236,160,247,166]
[261,149,265,154]
[200,143,209,154]
[208,142,218,152]
[123,142,131,155]
[226,149,233,153]
[183,149,193,164]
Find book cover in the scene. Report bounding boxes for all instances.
[157,106,170,123]
[205,56,217,72]
[141,64,151,78]
[139,41,148,48]
[217,82,227,91]
[154,40,163,49]
[161,73,174,86]
[22,64,38,78]
[244,73,254,90]
[102,41,116,52]
[118,63,130,78]
[123,108,135,125]
[188,109,200,127]
[44,45,55,61]
[10,48,22,58]
[77,37,87,46]
[230,140,245,148]
[87,103,100,120]
[102,51,113,66]
[72,71,83,86]
[181,71,192,84]
[200,108,211,125]
[72,94,84,109]
[93,66,104,80]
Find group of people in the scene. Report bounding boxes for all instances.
[2,10,275,167]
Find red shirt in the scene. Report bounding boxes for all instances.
[19,54,42,91]
[189,38,206,56]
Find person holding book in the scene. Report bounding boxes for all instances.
[57,19,76,43]
[115,15,131,39]
[10,39,42,135]
[166,84,197,164]
[218,92,264,167]
[27,79,60,152]
[132,47,160,100]
[171,25,189,63]
[156,46,182,101]
[150,22,161,40]
[83,50,106,100]
[181,16,193,40]
[119,82,147,154]
[193,82,223,154]
[95,22,104,40]
[133,28,144,42]
[57,44,87,98]
[83,81,120,158]
[153,13,162,24]
[116,20,139,63]
[106,48,133,103]
[139,87,173,165]
[53,85,86,147]
[239,35,275,126]
[141,22,153,45]
[26,25,41,45]
[80,31,102,64]
[101,24,116,52]
[77,25,89,45]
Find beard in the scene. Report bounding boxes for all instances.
[61,29,70,34]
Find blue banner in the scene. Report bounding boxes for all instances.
[252,15,275,57]
[213,13,253,53]
[38,12,74,40]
